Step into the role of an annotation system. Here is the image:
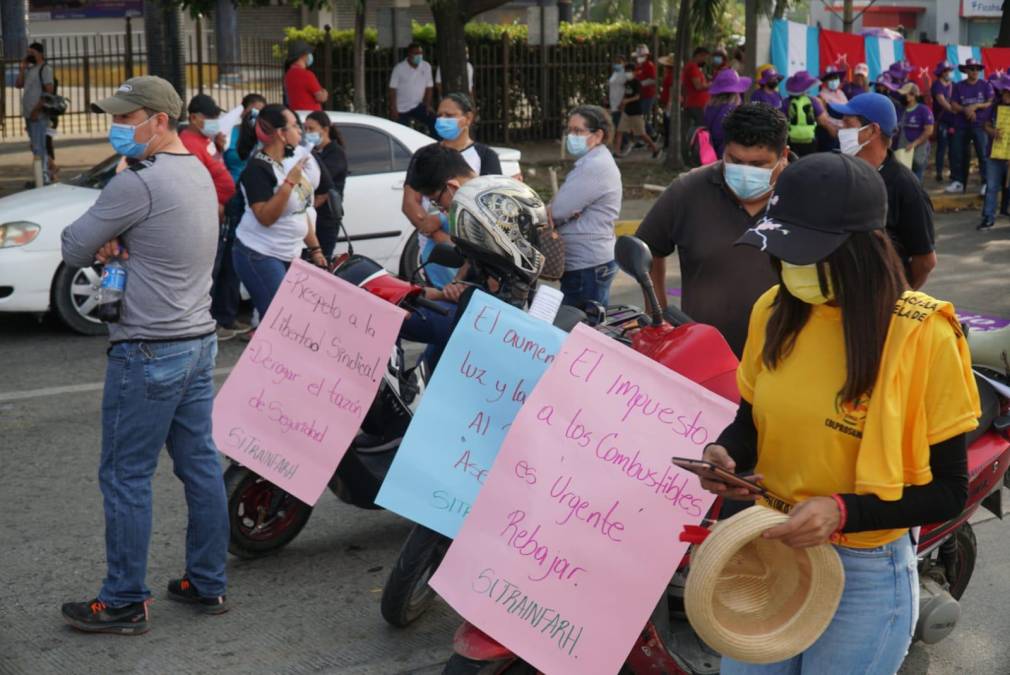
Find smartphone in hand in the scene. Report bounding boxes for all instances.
[670,457,766,496]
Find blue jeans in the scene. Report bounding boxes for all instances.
[983,159,1008,221]
[951,125,988,186]
[26,115,49,180]
[560,260,618,308]
[720,536,917,675]
[99,334,228,605]
[397,103,435,137]
[400,300,457,370]
[936,120,954,179]
[232,238,289,320]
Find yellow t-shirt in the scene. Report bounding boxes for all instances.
[737,287,979,548]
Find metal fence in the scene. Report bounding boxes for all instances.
[1,18,283,140]
[319,34,676,143]
[2,17,674,144]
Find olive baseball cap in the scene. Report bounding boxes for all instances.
[91,76,184,117]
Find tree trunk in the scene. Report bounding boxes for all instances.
[1,0,28,60]
[431,0,469,97]
[998,1,1010,48]
[664,0,690,171]
[353,0,367,112]
[558,0,572,23]
[144,0,186,98]
[842,0,854,33]
[773,0,789,20]
[215,0,241,82]
[632,0,651,24]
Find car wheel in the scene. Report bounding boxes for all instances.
[52,263,108,336]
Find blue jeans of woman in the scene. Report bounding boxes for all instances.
[560,260,618,308]
[951,125,988,187]
[720,535,917,675]
[936,120,954,180]
[98,335,227,605]
[232,238,290,320]
[983,158,1008,222]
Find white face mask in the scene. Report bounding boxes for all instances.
[838,125,870,156]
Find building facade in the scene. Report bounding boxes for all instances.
[810,1,1003,47]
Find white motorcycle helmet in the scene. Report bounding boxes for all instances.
[448,175,546,286]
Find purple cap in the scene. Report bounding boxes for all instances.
[874,73,898,92]
[785,70,820,95]
[709,68,752,95]
[934,60,954,77]
[959,58,985,73]
[888,59,913,75]
[758,68,783,86]
[822,62,847,80]
[992,75,1010,93]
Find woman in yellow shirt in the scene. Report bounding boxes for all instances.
[700,153,979,674]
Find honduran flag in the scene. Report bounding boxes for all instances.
[865,34,905,82]
[772,19,820,94]
[948,45,983,81]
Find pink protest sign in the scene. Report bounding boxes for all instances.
[430,323,736,675]
[213,259,405,505]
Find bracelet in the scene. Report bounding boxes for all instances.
[830,494,848,534]
[284,179,296,188]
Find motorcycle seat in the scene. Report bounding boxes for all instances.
[553,305,587,332]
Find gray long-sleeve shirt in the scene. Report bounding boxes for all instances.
[550,144,622,270]
[61,152,218,342]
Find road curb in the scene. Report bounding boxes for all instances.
[615,220,640,237]
[930,191,983,213]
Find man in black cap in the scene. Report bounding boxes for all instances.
[828,93,936,289]
[181,93,243,340]
[60,76,229,634]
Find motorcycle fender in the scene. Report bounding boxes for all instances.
[452,622,514,661]
[981,487,1003,519]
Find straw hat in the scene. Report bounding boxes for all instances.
[684,506,844,664]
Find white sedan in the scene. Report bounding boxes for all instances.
[0,112,520,335]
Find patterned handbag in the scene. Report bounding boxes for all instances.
[536,223,566,281]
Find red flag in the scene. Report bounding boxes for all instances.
[983,48,1010,78]
[819,29,865,80]
[903,43,947,108]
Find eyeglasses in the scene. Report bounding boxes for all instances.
[429,184,449,209]
[566,126,591,136]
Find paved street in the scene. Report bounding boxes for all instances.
[2,208,1010,674]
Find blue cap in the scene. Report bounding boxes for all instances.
[827,92,898,136]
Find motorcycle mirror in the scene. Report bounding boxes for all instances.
[615,235,653,284]
[615,236,663,326]
[427,242,466,269]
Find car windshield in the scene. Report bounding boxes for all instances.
[63,154,122,190]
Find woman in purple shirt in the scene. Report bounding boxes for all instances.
[931,60,955,183]
[750,68,784,111]
[895,82,935,183]
[703,68,751,158]
[948,58,994,194]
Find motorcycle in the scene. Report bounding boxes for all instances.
[443,235,1010,674]
[222,250,457,559]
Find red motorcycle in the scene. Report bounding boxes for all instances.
[444,235,1010,674]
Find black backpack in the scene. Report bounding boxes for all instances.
[39,64,69,117]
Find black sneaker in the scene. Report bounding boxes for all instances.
[62,598,149,635]
[167,577,229,615]
[977,219,995,231]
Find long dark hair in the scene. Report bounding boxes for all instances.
[306,110,345,147]
[238,103,291,159]
[763,230,907,403]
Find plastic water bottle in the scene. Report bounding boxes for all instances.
[97,257,127,323]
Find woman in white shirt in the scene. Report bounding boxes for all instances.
[232,104,331,319]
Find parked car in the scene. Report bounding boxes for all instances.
[0,112,521,335]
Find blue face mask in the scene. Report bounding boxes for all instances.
[411,54,423,66]
[566,133,589,157]
[108,116,155,158]
[304,131,321,147]
[306,53,314,68]
[827,78,840,91]
[249,107,260,120]
[724,160,777,201]
[435,117,462,141]
[200,118,220,138]
[613,64,624,73]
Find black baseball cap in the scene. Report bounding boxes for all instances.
[735,153,887,265]
[187,93,222,117]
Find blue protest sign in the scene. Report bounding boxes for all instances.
[376,290,566,538]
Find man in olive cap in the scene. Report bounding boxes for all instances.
[60,76,229,634]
